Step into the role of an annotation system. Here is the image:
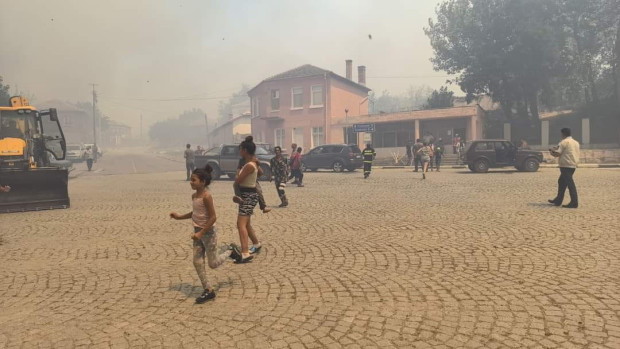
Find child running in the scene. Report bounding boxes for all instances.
[169,164,241,304]
[234,136,263,263]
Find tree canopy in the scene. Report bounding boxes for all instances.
[425,0,620,120]
[0,76,11,106]
[424,86,455,109]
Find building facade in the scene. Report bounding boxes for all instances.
[248,62,371,152]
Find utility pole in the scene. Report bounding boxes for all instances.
[204,113,210,149]
[91,83,98,161]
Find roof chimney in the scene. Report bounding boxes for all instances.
[357,65,366,86]
[345,60,353,80]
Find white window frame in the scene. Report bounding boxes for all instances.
[251,97,260,118]
[291,87,303,110]
[312,126,324,148]
[274,128,285,148]
[271,90,280,111]
[310,85,324,108]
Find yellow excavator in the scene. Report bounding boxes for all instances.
[0,96,70,213]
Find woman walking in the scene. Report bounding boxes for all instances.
[234,136,262,263]
[169,165,240,303]
[417,141,432,180]
[270,146,289,207]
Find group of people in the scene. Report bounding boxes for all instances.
[171,136,303,303]
[405,138,446,179]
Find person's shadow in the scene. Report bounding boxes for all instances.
[169,281,233,297]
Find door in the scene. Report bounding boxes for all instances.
[304,146,323,168]
[494,141,514,165]
[293,128,304,150]
[474,142,496,165]
[40,111,66,160]
[324,145,344,167]
[220,145,240,172]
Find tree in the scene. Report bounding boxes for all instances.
[149,108,208,147]
[425,0,567,120]
[424,86,454,109]
[0,76,10,106]
[368,85,433,114]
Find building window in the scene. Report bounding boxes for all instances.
[252,97,260,118]
[292,87,303,109]
[312,127,324,147]
[274,128,285,147]
[311,85,323,107]
[271,90,280,111]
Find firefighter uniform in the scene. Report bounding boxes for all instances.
[362,145,376,179]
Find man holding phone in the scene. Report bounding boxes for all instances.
[548,128,580,208]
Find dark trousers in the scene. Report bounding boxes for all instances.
[186,162,195,180]
[555,167,578,205]
[414,156,422,171]
[364,162,372,176]
[435,156,442,170]
[86,159,93,171]
[275,180,285,198]
[429,157,434,170]
[291,169,303,184]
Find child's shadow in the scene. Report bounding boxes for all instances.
[169,281,233,297]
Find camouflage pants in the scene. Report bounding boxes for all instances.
[192,227,228,290]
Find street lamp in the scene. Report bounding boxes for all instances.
[345,108,349,144]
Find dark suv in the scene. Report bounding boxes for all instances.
[461,139,543,173]
[302,144,363,172]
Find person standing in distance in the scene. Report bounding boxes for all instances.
[548,128,580,208]
[362,143,376,179]
[184,144,195,181]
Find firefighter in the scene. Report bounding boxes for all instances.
[362,143,376,179]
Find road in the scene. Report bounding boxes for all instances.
[71,147,184,176]
[1,153,620,348]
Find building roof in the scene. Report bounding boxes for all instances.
[248,64,371,94]
[334,106,482,126]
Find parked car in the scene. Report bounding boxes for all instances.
[65,144,85,163]
[194,144,281,180]
[301,144,363,172]
[461,139,543,173]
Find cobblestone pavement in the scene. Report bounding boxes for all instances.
[1,167,620,348]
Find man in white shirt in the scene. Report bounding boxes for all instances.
[548,128,580,208]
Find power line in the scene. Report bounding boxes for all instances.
[367,75,452,79]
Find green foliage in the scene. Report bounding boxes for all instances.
[369,85,433,114]
[424,86,454,109]
[425,0,620,120]
[0,76,10,106]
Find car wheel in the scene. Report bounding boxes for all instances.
[474,159,489,173]
[209,164,221,180]
[300,163,307,172]
[259,164,271,181]
[523,158,540,172]
[332,161,344,173]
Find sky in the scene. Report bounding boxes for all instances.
[0,0,451,137]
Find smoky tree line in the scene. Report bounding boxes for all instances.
[149,108,208,147]
[425,0,620,120]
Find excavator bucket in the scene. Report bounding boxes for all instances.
[0,168,70,213]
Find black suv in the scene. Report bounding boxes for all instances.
[302,144,363,172]
[461,140,543,173]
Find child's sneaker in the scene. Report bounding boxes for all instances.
[229,244,242,262]
[249,244,262,254]
[196,289,216,304]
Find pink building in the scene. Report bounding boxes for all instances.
[248,61,371,152]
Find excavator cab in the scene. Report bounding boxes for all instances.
[0,96,70,213]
